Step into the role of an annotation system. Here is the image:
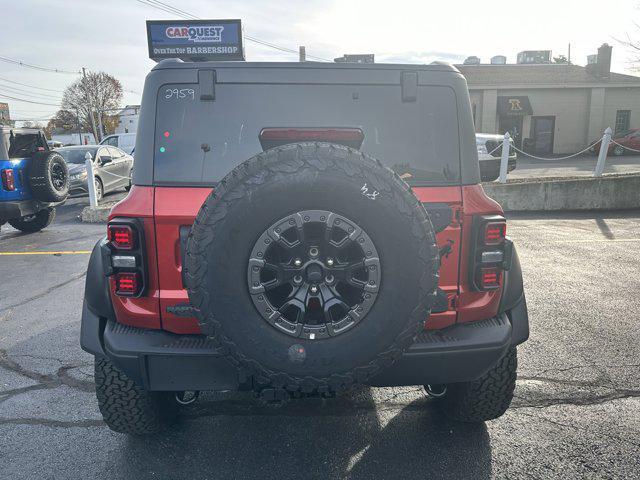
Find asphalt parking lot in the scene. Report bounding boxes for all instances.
[1,200,639,479]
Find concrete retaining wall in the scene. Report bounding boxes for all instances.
[483,174,640,212]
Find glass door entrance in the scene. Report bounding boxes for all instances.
[531,116,555,155]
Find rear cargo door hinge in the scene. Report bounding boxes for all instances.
[198,69,216,101]
[401,71,418,102]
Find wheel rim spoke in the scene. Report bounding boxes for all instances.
[248,209,380,340]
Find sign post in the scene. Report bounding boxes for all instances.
[146,19,245,62]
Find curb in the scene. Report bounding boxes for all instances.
[80,204,115,223]
[483,173,640,212]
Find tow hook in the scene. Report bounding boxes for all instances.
[425,384,447,398]
[175,390,200,405]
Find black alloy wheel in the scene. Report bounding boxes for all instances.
[248,209,380,340]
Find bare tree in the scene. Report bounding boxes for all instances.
[61,71,123,141]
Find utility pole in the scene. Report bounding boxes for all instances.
[299,46,306,62]
[75,108,82,145]
[82,67,99,144]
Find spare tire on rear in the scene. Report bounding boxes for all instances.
[184,142,439,394]
[28,151,69,202]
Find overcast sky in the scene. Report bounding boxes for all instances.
[2,0,639,123]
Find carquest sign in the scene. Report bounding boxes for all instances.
[146,19,244,62]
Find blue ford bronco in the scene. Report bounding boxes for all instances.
[0,127,69,233]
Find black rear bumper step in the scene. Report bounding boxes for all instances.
[83,302,523,391]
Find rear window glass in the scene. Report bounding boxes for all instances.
[153,81,461,186]
[0,131,48,159]
[58,147,98,164]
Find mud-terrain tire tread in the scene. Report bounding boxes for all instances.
[28,151,69,202]
[8,207,55,232]
[184,142,439,394]
[94,357,177,434]
[438,347,517,422]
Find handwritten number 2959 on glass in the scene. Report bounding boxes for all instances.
[165,88,195,101]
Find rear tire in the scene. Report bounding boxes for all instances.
[612,145,625,156]
[8,207,55,233]
[434,347,517,422]
[94,357,178,435]
[28,151,69,202]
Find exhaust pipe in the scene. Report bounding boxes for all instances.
[175,390,200,405]
[425,384,447,398]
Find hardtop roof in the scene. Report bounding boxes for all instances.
[151,59,461,74]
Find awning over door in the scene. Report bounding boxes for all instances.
[497,96,532,116]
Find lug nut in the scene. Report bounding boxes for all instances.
[294,258,302,267]
[309,247,319,258]
[326,258,334,267]
[293,275,303,284]
[310,285,318,294]
[325,274,334,284]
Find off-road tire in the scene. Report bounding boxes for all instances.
[28,151,69,202]
[612,145,625,156]
[184,142,439,395]
[436,347,517,422]
[94,357,178,435]
[8,207,56,233]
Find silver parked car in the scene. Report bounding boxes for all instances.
[57,145,133,201]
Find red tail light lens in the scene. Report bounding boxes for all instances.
[108,225,135,250]
[484,222,506,245]
[478,267,501,290]
[114,272,140,296]
[1,169,15,191]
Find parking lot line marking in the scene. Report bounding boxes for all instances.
[552,239,640,243]
[0,250,91,256]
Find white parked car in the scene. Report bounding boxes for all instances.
[476,133,517,181]
[99,133,136,154]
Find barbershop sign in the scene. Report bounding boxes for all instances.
[146,19,245,62]
[497,96,533,116]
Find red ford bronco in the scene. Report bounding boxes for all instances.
[80,59,528,434]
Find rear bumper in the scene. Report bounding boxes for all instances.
[80,237,529,391]
[81,297,528,391]
[0,199,56,222]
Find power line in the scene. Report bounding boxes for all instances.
[0,55,80,75]
[134,0,331,61]
[0,92,60,107]
[0,75,65,93]
[0,83,63,101]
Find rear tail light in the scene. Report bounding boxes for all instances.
[108,225,135,250]
[1,169,15,191]
[471,216,508,291]
[106,219,146,297]
[113,272,140,296]
[484,222,506,245]
[477,267,501,290]
[259,127,365,150]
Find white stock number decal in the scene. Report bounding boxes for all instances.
[165,88,195,100]
[360,183,380,200]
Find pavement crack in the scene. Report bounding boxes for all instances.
[0,417,104,428]
[0,350,94,400]
[0,271,86,313]
[512,389,640,410]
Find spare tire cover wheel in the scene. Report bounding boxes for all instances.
[184,142,439,392]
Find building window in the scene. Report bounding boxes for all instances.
[615,110,631,133]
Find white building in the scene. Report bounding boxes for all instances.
[115,105,140,134]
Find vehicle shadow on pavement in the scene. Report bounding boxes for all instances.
[115,388,492,479]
